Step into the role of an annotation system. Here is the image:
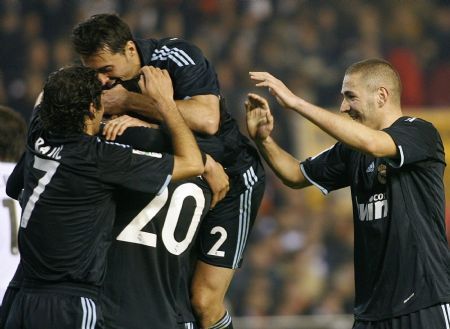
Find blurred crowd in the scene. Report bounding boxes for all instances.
[1,0,449,317]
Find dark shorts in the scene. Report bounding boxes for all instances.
[353,303,450,329]
[4,283,103,329]
[0,286,20,329]
[198,162,265,269]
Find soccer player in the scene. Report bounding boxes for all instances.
[246,59,450,329]
[0,106,26,326]
[96,118,213,329]
[72,14,265,329]
[3,65,204,329]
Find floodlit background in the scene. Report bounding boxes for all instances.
[1,1,449,328]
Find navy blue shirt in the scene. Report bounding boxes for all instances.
[135,37,262,178]
[301,117,449,320]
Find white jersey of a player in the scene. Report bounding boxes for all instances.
[0,161,21,303]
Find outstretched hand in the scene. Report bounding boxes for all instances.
[245,93,274,142]
[249,72,300,110]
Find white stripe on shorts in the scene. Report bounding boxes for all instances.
[232,167,256,268]
[81,297,97,329]
[442,303,450,329]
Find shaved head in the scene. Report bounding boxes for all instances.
[345,59,402,105]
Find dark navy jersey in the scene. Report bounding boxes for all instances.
[301,117,449,320]
[17,107,173,288]
[135,38,262,177]
[102,128,211,329]
[102,178,211,329]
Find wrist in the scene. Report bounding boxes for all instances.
[256,136,272,147]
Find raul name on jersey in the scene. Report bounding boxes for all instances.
[35,137,63,160]
[355,159,389,222]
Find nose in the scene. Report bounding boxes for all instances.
[340,99,350,113]
[98,73,110,86]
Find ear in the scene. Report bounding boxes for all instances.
[88,103,96,119]
[377,87,389,107]
[125,40,137,56]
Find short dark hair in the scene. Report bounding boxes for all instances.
[0,106,27,162]
[346,58,402,104]
[40,66,102,136]
[71,13,133,57]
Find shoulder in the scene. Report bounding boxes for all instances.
[387,116,440,140]
[150,37,205,66]
[392,116,436,131]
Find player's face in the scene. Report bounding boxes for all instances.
[340,73,378,129]
[82,43,141,87]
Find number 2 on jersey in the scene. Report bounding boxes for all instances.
[117,183,205,255]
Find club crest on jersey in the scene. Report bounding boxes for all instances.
[132,149,162,158]
[377,164,387,184]
[358,193,388,221]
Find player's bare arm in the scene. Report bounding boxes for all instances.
[103,78,220,135]
[246,93,309,189]
[103,113,229,207]
[250,71,398,158]
[139,66,204,181]
[203,154,229,208]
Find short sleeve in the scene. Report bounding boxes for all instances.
[163,39,220,98]
[98,141,173,195]
[300,143,351,195]
[383,117,439,167]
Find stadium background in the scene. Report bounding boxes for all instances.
[1,1,449,328]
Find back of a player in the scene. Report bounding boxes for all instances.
[102,177,211,329]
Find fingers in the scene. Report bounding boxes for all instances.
[210,179,230,209]
[102,115,135,140]
[247,93,269,109]
[249,71,275,83]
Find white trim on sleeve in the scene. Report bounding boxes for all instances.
[300,163,329,195]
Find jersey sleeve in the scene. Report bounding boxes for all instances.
[383,117,440,167]
[162,39,220,99]
[98,141,174,195]
[300,143,351,195]
[114,127,172,154]
[6,152,26,200]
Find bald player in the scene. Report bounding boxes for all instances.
[246,58,449,329]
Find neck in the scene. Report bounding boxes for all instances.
[377,105,402,130]
[84,120,96,136]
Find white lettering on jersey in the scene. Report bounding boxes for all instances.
[34,137,63,160]
[358,193,388,221]
[132,149,163,158]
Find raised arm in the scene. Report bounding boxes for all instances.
[138,66,204,181]
[249,72,398,158]
[102,82,220,135]
[245,93,310,189]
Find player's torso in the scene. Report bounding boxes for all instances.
[349,150,449,319]
[19,133,116,285]
[136,38,262,175]
[102,177,212,329]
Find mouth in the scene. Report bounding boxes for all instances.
[347,111,360,121]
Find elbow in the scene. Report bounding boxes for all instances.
[173,156,204,181]
[199,119,219,135]
[282,179,304,189]
[190,157,205,177]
